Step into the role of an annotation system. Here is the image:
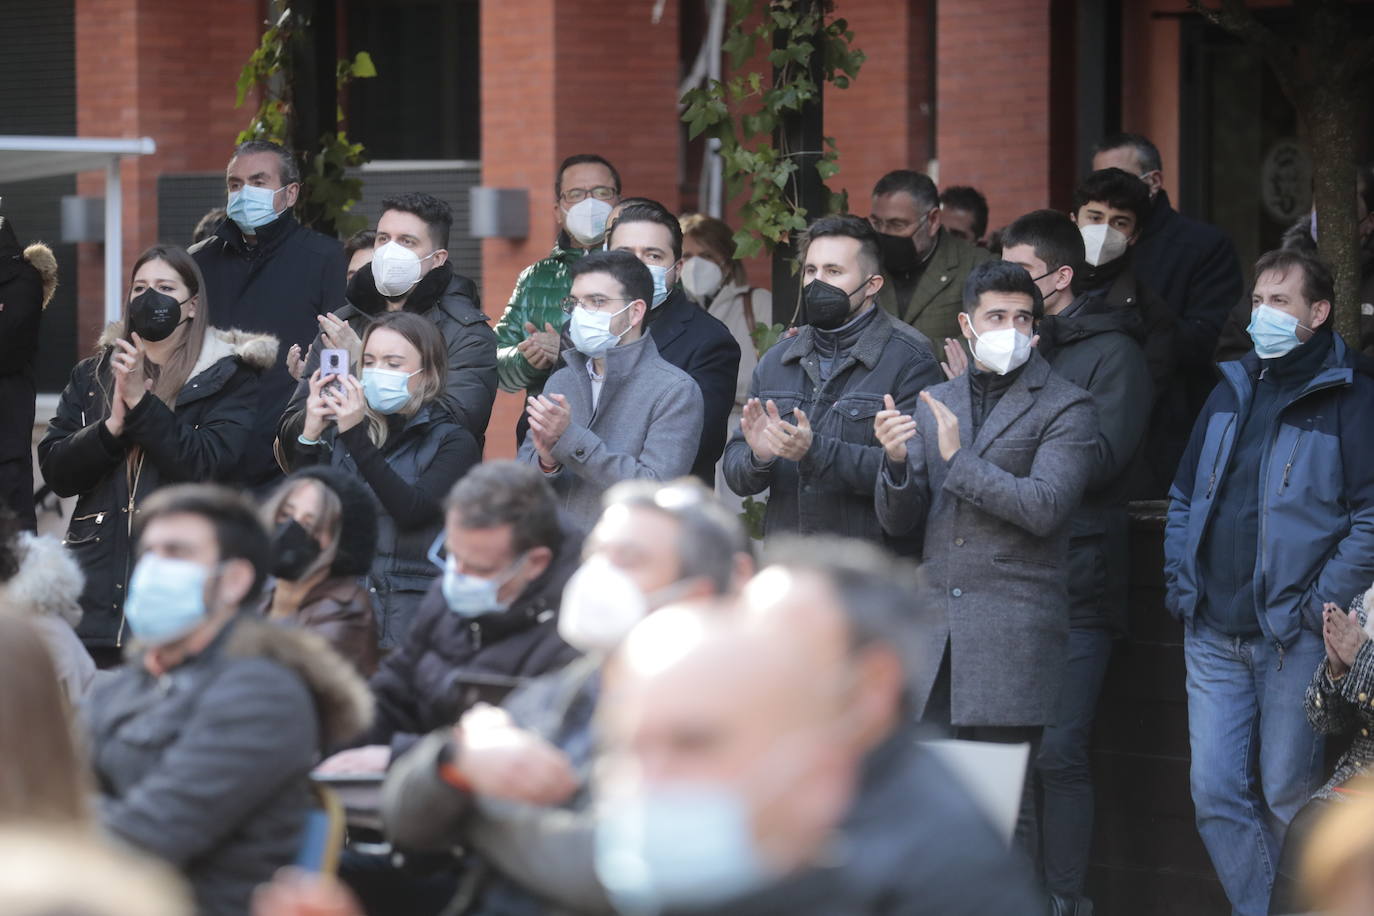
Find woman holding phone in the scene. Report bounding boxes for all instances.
[38,244,274,662]
[277,311,479,648]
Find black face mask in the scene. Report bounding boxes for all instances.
[270,519,323,582]
[804,276,872,331]
[128,288,188,342]
[876,231,920,274]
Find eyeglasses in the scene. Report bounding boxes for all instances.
[560,186,618,204]
[560,295,628,314]
[428,532,527,580]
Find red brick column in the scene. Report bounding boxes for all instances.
[75,0,262,354]
[936,0,1053,235]
[480,0,681,458]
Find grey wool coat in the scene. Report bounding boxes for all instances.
[876,352,1097,727]
[518,333,704,532]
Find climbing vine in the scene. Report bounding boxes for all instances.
[234,7,377,236]
[680,0,865,260]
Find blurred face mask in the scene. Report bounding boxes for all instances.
[965,321,1033,375]
[565,198,614,246]
[431,534,527,618]
[680,256,725,302]
[1247,304,1312,359]
[226,184,285,232]
[370,240,437,298]
[270,519,322,581]
[124,553,215,645]
[361,367,420,414]
[558,555,698,654]
[570,302,633,358]
[1079,223,1129,267]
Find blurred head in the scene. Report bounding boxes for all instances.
[191,207,226,245]
[940,185,989,243]
[566,250,653,347]
[1001,209,1083,315]
[1091,132,1163,199]
[680,213,747,300]
[870,170,942,264]
[344,228,377,284]
[124,245,212,405]
[556,154,621,246]
[359,311,447,444]
[559,480,753,654]
[0,615,90,824]
[261,475,342,584]
[1251,248,1334,342]
[1302,777,1374,915]
[439,462,562,611]
[129,485,270,667]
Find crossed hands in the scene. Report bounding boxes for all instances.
[1324,602,1370,678]
[741,398,813,463]
[872,392,961,463]
[518,322,562,371]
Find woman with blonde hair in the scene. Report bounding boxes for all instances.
[278,310,480,647]
[38,244,275,664]
[0,614,90,825]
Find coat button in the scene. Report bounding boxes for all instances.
[1315,696,1323,707]
[574,448,586,458]
[951,587,963,597]
[850,408,858,416]
[1361,693,1368,703]
[1364,728,1370,737]
[940,275,948,283]
[954,537,965,546]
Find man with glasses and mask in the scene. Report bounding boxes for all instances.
[722,215,944,541]
[515,250,704,533]
[192,140,347,489]
[382,478,752,915]
[870,169,992,349]
[494,154,622,445]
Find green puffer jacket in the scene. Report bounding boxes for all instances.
[494,244,587,393]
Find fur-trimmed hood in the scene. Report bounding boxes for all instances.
[224,616,373,747]
[0,532,84,627]
[22,243,57,308]
[96,324,279,376]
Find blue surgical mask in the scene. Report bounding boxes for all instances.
[226,185,285,232]
[1247,304,1311,359]
[569,303,633,358]
[430,534,525,618]
[361,367,420,414]
[646,264,673,309]
[124,553,214,645]
[595,783,770,915]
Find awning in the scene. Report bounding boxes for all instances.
[0,136,157,323]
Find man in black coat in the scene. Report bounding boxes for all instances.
[607,202,740,484]
[1003,209,1151,915]
[0,215,54,530]
[1092,132,1243,421]
[191,140,347,489]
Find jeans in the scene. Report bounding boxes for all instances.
[1184,621,1325,916]
[1036,626,1115,897]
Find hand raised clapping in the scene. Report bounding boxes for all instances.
[741,398,812,463]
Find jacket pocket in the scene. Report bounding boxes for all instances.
[833,394,887,443]
[64,510,109,547]
[992,554,1061,573]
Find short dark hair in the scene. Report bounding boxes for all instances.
[799,215,883,279]
[603,479,750,595]
[192,208,226,245]
[380,192,452,251]
[231,139,301,186]
[570,249,654,309]
[344,229,377,261]
[136,484,271,605]
[1001,209,1085,272]
[1073,168,1152,232]
[556,154,622,199]
[872,170,939,212]
[609,200,683,260]
[1254,248,1336,309]
[962,258,1044,316]
[445,462,563,556]
[940,186,989,239]
[1092,132,1162,175]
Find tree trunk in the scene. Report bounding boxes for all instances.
[1304,83,1363,343]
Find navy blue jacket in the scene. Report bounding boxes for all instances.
[647,288,741,484]
[1165,332,1374,649]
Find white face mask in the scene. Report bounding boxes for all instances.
[558,555,649,653]
[681,256,725,302]
[966,322,1033,375]
[371,240,437,298]
[564,198,614,246]
[569,302,633,358]
[1079,223,1129,267]
[646,264,673,309]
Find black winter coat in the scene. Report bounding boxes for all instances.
[646,288,742,483]
[279,405,480,649]
[356,524,583,760]
[38,326,276,648]
[722,306,945,542]
[1039,298,1153,632]
[287,263,499,440]
[86,616,371,916]
[191,213,347,486]
[0,221,52,529]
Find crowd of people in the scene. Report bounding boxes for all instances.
[1,132,1374,916]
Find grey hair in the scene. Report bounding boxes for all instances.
[231,139,301,186]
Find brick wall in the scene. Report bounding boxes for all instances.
[75,0,262,353]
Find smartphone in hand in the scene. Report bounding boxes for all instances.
[320,348,349,393]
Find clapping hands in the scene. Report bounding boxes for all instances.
[740,398,812,463]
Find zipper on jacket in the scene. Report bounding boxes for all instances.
[1204,416,1235,499]
[1276,643,1285,672]
[1280,431,1304,492]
